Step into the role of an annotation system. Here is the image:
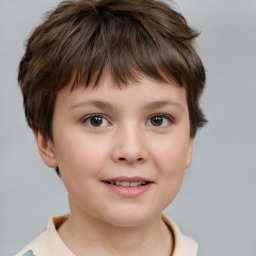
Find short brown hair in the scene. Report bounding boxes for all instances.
[18,0,207,140]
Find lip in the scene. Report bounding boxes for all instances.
[104,176,153,183]
[102,176,153,198]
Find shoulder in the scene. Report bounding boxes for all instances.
[15,231,49,256]
[15,215,71,256]
[162,213,198,256]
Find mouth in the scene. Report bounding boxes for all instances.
[104,181,150,187]
[102,176,153,197]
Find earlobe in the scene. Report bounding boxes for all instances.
[185,139,193,169]
[32,129,58,168]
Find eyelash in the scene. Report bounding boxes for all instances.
[146,114,173,127]
[82,114,111,128]
[81,113,174,128]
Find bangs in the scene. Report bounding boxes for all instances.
[44,0,202,90]
[18,0,206,141]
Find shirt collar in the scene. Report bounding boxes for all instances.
[162,213,198,256]
[46,215,75,256]
[45,214,198,256]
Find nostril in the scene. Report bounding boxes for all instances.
[118,157,144,162]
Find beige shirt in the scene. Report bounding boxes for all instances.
[16,214,198,256]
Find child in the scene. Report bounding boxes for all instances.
[16,0,207,255]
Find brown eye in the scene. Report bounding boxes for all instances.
[84,115,109,128]
[90,116,103,126]
[151,116,163,126]
[147,115,171,127]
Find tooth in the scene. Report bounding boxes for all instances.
[108,181,148,187]
[121,181,130,187]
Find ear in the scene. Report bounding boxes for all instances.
[185,138,193,169]
[32,129,58,168]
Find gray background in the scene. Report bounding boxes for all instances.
[1,0,255,255]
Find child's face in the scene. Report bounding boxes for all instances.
[37,74,192,227]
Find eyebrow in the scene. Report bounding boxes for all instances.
[142,100,184,112]
[70,100,114,110]
[70,99,184,112]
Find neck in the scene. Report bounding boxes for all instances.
[58,200,174,256]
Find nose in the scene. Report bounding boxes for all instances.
[111,124,148,165]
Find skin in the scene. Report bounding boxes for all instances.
[33,74,193,256]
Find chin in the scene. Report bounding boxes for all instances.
[101,206,157,228]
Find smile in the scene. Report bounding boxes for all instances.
[105,181,148,187]
[103,176,153,197]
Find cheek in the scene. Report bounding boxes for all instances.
[55,138,109,203]
[153,136,190,173]
[151,136,189,196]
[158,150,186,190]
[55,135,109,180]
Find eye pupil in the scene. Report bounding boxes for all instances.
[90,116,103,126]
[151,116,163,126]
